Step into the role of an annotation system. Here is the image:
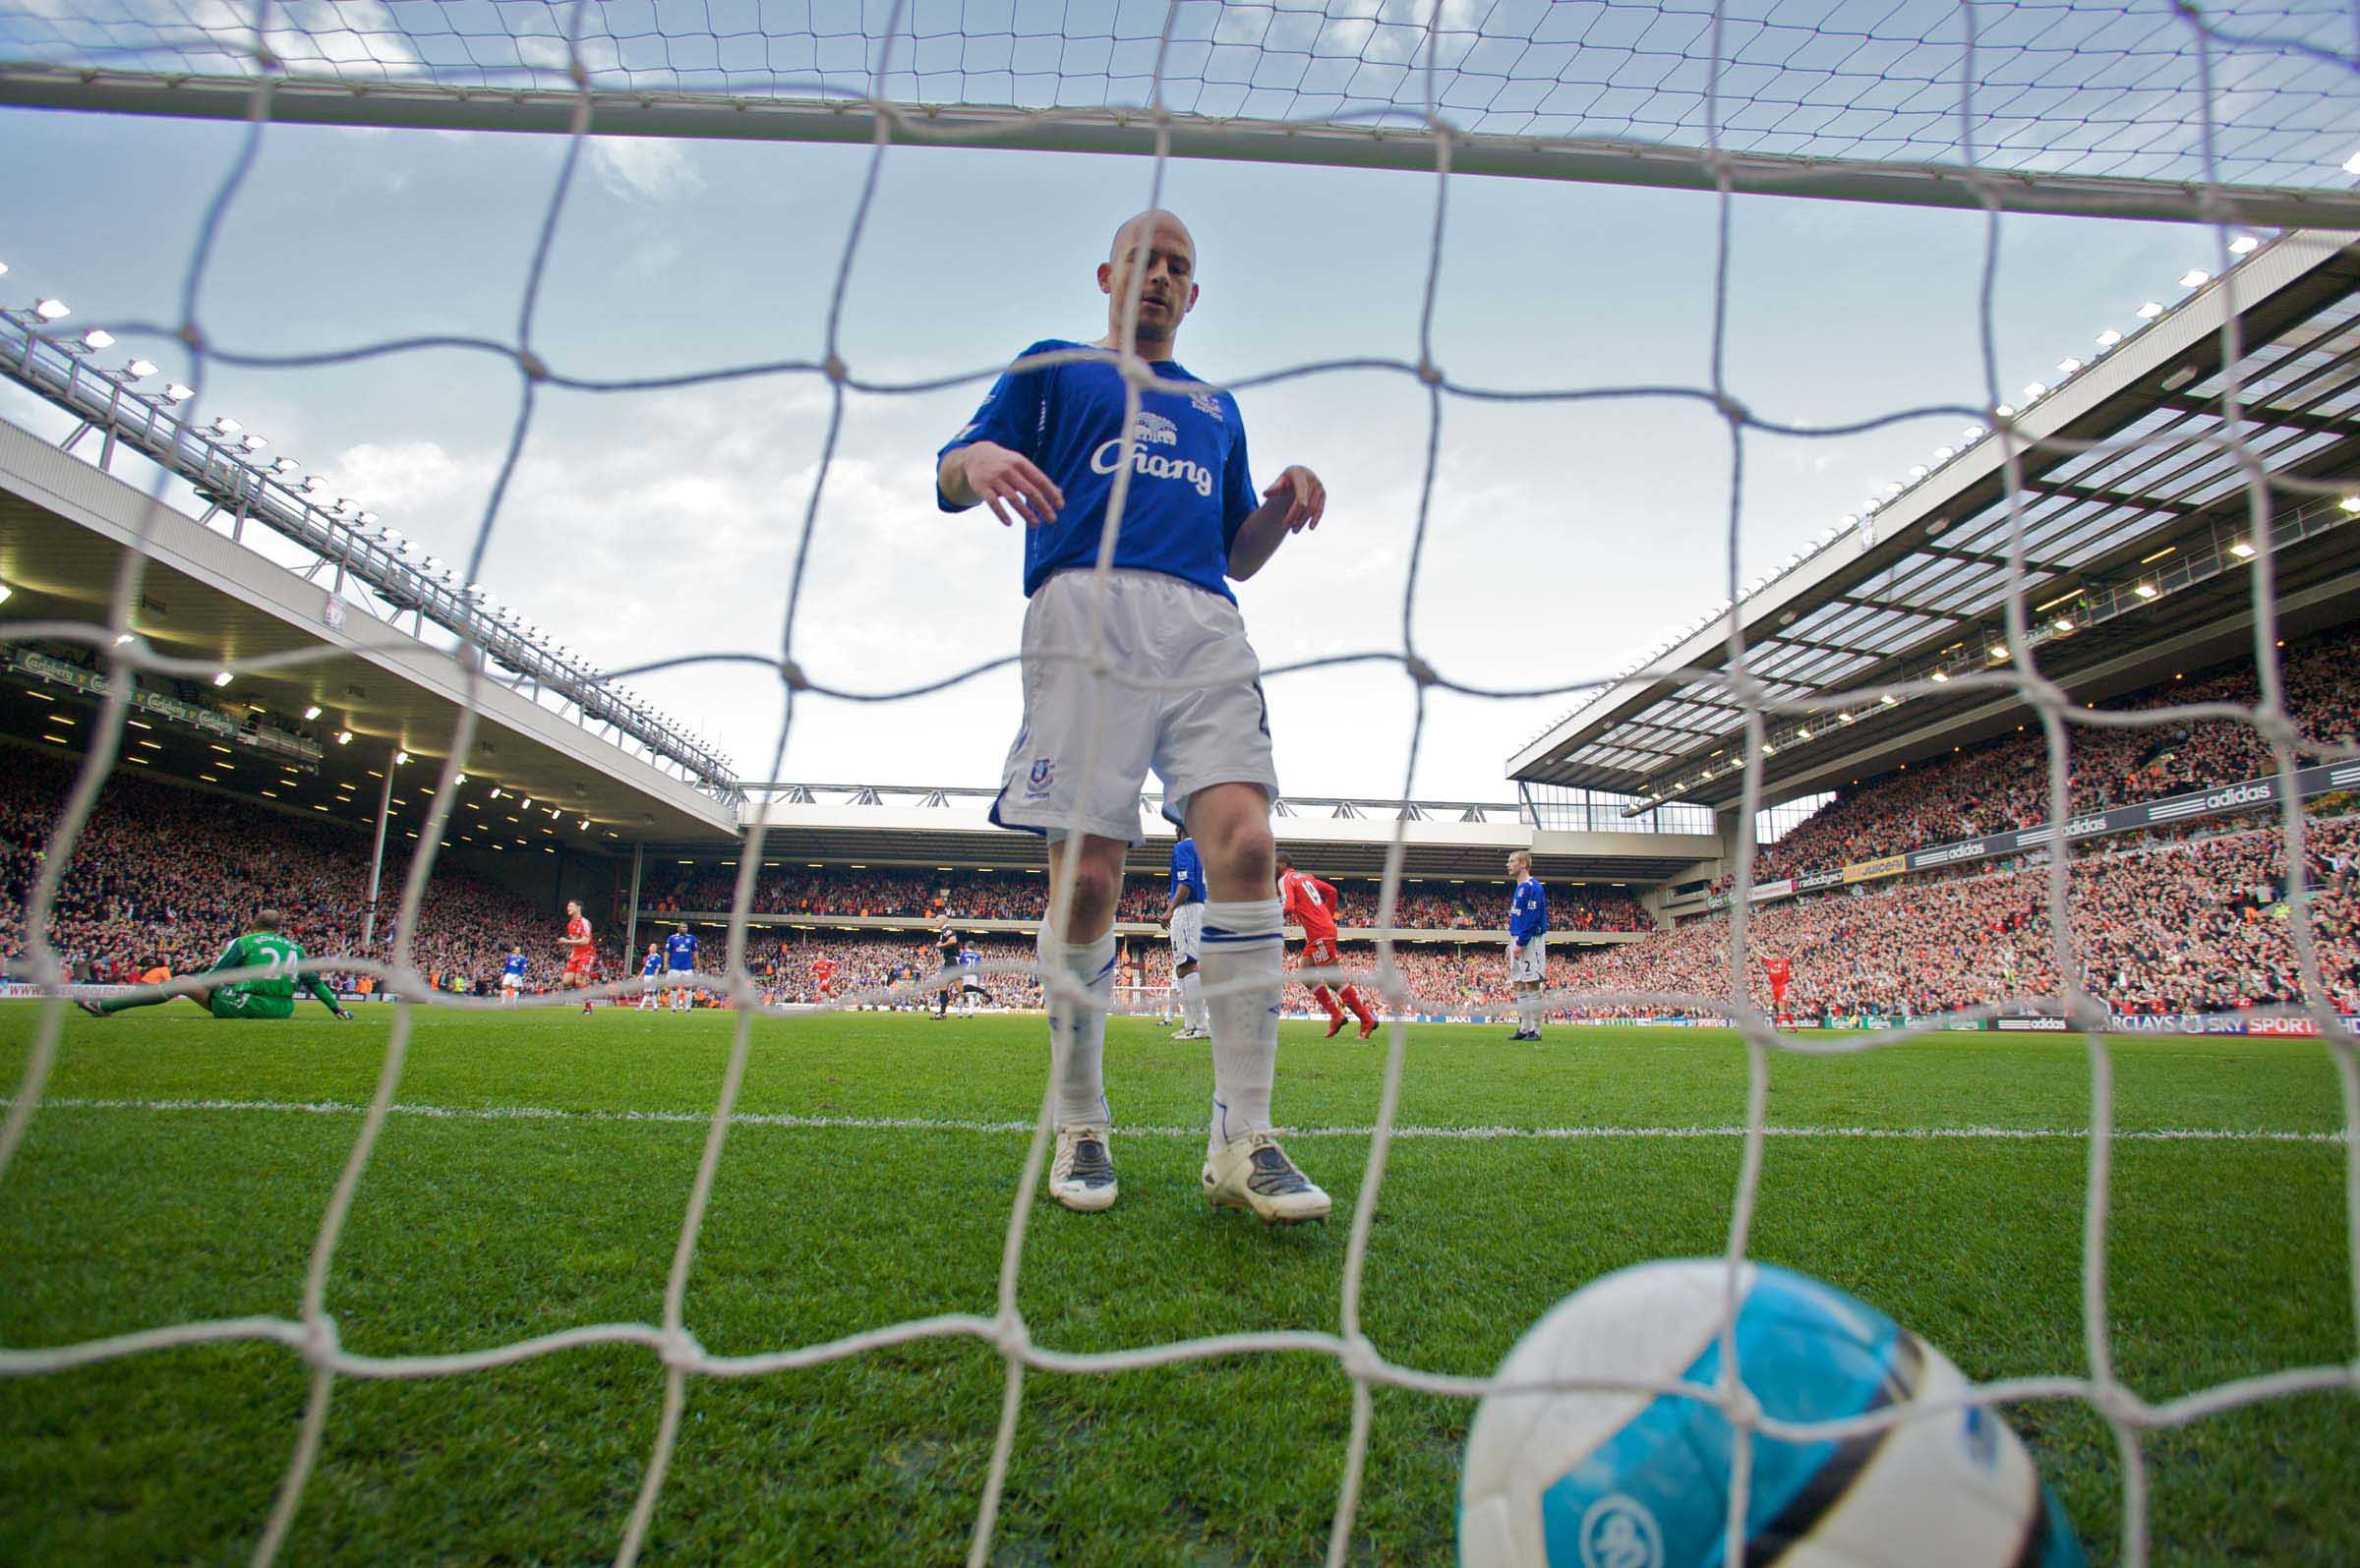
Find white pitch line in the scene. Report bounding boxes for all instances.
[3,1097,2346,1144]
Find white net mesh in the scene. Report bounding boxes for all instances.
[1,3,2357,1565]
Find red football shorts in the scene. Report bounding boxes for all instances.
[564,952,595,976]
[1302,936,1341,969]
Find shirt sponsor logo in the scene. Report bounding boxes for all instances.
[1135,410,1179,445]
[1090,436,1215,496]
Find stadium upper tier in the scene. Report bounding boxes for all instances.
[1512,228,2360,820]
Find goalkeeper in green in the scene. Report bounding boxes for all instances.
[79,909,352,1021]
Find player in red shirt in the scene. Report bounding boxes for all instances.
[1762,956,1792,1027]
[560,900,597,1015]
[1276,852,1378,1039]
[811,954,839,1001]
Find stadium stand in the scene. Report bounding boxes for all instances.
[1735,626,2360,888]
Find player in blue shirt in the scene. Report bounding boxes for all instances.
[1165,836,1209,1040]
[958,945,989,1016]
[637,943,663,1012]
[664,924,699,1014]
[499,946,529,1006]
[938,209,1334,1226]
[1506,850,1551,1041]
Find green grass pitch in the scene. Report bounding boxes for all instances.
[1,1003,2353,1565]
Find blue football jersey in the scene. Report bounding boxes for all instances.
[960,948,981,972]
[502,954,528,980]
[1509,878,1550,943]
[665,932,698,971]
[1168,838,1207,903]
[642,952,663,977]
[938,340,1259,601]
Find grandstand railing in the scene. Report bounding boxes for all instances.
[0,304,741,804]
[740,782,1527,823]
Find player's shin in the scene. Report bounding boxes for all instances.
[1339,985,1377,1026]
[1198,899,1283,1154]
[1043,926,1117,1127]
[1311,984,1344,1023]
[1180,969,1206,1031]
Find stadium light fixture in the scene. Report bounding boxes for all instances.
[1906,465,1927,480]
[2055,358,2082,376]
[162,382,195,402]
[1760,742,1776,756]
[31,298,68,320]
[1929,668,1949,683]
[2341,494,2360,513]
[81,328,114,350]
[208,417,240,436]
[2178,269,2209,289]
[1933,446,1954,461]
[2094,329,2122,349]
[393,750,409,765]
[2228,235,2259,256]
[1994,404,2015,419]
[1839,711,1857,724]
[2135,301,2164,319]
[2021,382,2045,401]
[2135,582,2158,599]
[301,704,322,720]
[1796,726,1811,740]
[1989,644,2009,661]
[335,730,352,745]
[2053,617,2075,633]
[0,582,10,606]
[114,631,134,645]
[124,357,158,378]
[2229,540,2255,558]
[2345,148,2360,175]
[578,818,590,830]
[239,435,266,453]
[269,458,299,475]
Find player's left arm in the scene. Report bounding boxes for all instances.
[1218,415,1324,582]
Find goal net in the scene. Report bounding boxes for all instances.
[1,4,2356,1566]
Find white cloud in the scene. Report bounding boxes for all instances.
[588,138,704,202]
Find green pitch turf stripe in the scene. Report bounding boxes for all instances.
[6,1096,2346,1142]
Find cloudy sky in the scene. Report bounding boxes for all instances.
[0,100,2242,803]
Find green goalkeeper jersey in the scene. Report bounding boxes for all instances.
[206,931,340,1015]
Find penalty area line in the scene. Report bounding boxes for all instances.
[2,1097,2347,1144]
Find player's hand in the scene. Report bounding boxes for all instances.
[962,441,1064,529]
[1263,466,1326,533]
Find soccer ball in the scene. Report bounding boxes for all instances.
[1459,1260,2083,1568]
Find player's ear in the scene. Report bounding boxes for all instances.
[1185,280,1200,314]
[1097,260,1115,296]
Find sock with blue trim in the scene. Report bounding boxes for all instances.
[1199,898,1283,1156]
[1044,927,1117,1127]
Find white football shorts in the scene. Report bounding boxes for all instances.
[1169,900,1205,966]
[500,973,521,991]
[1508,933,1547,985]
[991,569,1279,845]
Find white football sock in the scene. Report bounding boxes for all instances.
[1199,899,1283,1155]
[1044,927,1117,1128]
[1179,969,1206,1031]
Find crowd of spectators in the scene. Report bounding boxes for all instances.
[1739,626,2360,885]
[639,863,1651,933]
[1,752,580,994]
[1566,815,2360,1020]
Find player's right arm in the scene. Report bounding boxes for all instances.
[937,344,1063,528]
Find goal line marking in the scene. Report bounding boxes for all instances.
[9,1097,2344,1144]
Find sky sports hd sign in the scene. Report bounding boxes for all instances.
[1709,759,2360,911]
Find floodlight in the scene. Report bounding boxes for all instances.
[239,435,266,452]
[394,750,409,765]
[1930,668,1950,683]
[270,457,300,475]
[2022,382,2045,400]
[81,328,114,350]
[2135,302,2163,319]
[211,670,233,687]
[300,476,324,493]
[455,774,467,786]
[2055,358,2081,376]
[2229,540,2255,558]
[31,298,68,320]
[162,382,195,401]
[2053,618,2074,633]
[578,819,590,831]
[1796,727,1811,740]
[115,632,134,645]
[1907,465,1926,480]
[1840,711,1857,725]
[1962,425,1986,441]
[335,730,352,745]
[2345,148,2360,176]
[2094,329,2122,349]
[2178,269,2209,288]
[1760,742,1777,756]
[208,416,240,436]
[1933,446,1954,461]
[2135,582,2158,600]
[124,357,158,378]
[357,511,377,525]
[0,582,10,606]
[302,704,323,720]
[1988,644,2008,661]
[490,787,502,799]
[2341,494,2360,513]
[2228,235,2259,256]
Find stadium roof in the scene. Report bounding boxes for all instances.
[0,419,739,850]
[1510,227,2360,815]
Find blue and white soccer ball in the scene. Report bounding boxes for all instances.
[1459,1260,2084,1568]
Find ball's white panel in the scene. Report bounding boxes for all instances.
[1461,1260,1754,1568]
[1785,1344,2044,1568]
